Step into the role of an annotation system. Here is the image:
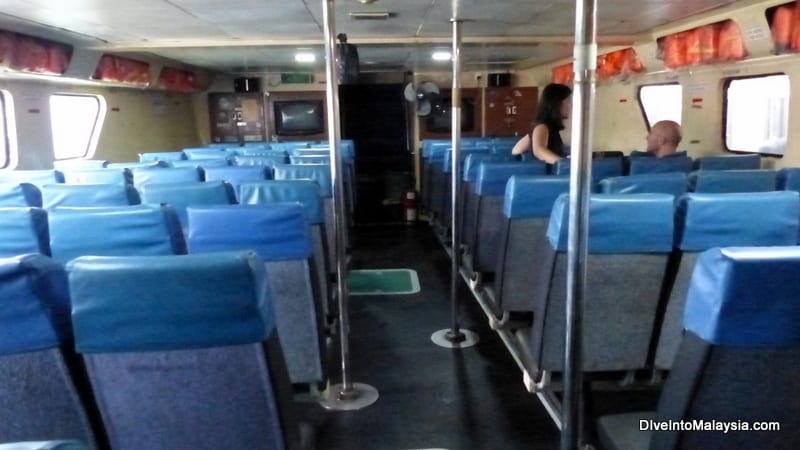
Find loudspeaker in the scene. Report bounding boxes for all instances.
[488,73,511,87]
[234,77,261,93]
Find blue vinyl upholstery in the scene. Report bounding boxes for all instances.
[238,180,324,225]
[233,155,288,168]
[236,148,288,158]
[138,152,185,163]
[52,160,108,171]
[674,192,800,250]
[503,176,570,218]
[187,204,312,261]
[0,183,42,207]
[599,172,687,197]
[688,169,777,193]
[475,162,548,195]
[104,161,167,169]
[58,168,132,185]
[442,147,491,173]
[131,167,201,186]
[201,166,270,194]
[168,159,229,169]
[273,164,332,198]
[0,170,63,187]
[0,207,50,257]
[627,156,693,175]
[553,157,624,184]
[693,154,760,171]
[181,148,228,160]
[777,167,800,191]
[684,246,800,347]
[41,184,140,209]
[289,155,330,165]
[48,205,186,264]
[0,441,89,450]
[138,181,236,227]
[462,154,510,182]
[69,251,272,353]
[547,194,674,253]
[0,254,71,356]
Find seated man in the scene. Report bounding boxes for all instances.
[646,120,682,158]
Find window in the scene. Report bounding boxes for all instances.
[49,94,106,160]
[0,90,17,170]
[725,74,789,155]
[638,84,683,128]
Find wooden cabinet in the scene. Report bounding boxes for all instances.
[208,93,267,144]
[484,87,538,137]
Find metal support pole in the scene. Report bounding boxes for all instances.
[431,17,478,349]
[562,0,597,448]
[319,0,378,411]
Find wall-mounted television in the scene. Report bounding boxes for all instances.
[426,98,475,133]
[274,100,324,136]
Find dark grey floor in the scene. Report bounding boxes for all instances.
[299,224,658,450]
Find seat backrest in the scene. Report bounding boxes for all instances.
[233,155,288,168]
[627,155,693,175]
[273,164,332,198]
[0,183,42,207]
[462,154,510,183]
[48,205,186,264]
[0,170,63,188]
[652,247,800,449]
[236,148,288,158]
[104,161,167,169]
[131,167,201,187]
[201,166,270,197]
[693,153,760,170]
[168,158,229,169]
[68,252,288,450]
[238,180,324,225]
[553,157,624,184]
[41,184,141,209]
[688,169,777,193]
[0,207,50,257]
[0,441,89,450]
[598,172,687,197]
[776,167,800,191]
[181,147,228,160]
[52,160,108,170]
[58,168,132,185]
[138,181,237,227]
[442,147,492,173]
[0,254,97,447]
[475,162,548,196]
[138,151,185,163]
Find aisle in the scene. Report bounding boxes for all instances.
[300,224,560,450]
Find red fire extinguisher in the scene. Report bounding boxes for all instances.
[403,190,417,224]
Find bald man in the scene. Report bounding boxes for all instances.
[646,120,682,158]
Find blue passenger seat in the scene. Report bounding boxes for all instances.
[599,172,687,197]
[233,155,289,168]
[688,169,777,193]
[68,252,299,450]
[777,167,800,191]
[0,441,89,450]
[187,204,326,385]
[130,166,201,187]
[0,170,63,188]
[598,246,800,450]
[0,183,42,207]
[0,207,50,257]
[201,166,270,199]
[48,205,186,264]
[181,147,228,160]
[627,156,693,175]
[0,254,98,448]
[138,181,236,228]
[693,153,760,170]
[41,184,140,209]
[552,157,624,189]
[653,191,800,370]
[58,168,132,185]
[52,160,108,170]
[138,151,185,163]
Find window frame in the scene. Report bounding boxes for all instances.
[0,90,18,170]
[722,72,789,157]
[637,82,683,131]
[49,93,107,161]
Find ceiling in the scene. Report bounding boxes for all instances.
[0,0,742,74]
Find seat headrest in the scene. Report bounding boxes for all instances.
[0,207,50,257]
[131,167,201,186]
[475,162,547,195]
[627,155,694,175]
[422,140,451,158]
[202,166,269,185]
[272,164,332,197]
[442,147,491,173]
[675,191,799,250]
[503,176,570,218]
[684,246,800,347]
[0,183,42,207]
[694,154,761,171]
[688,169,777,193]
[547,193,675,253]
[238,180,323,225]
[599,172,687,196]
[139,151,185,163]
[233,155,289,168]
[187,204,312,261]
[106,161,168,170]
[138,181,237,226]
[69,251,273,353]
[235,149,288,158]
[300,144,355,161]
[462,154,510,182]
[59,168,132,185]
[777,168,800,191]
[553,157,624,181]
[48,205,186,264]
[42,184,140,209]
[169,158,229,169]
[182,148,228,160]
[0,254,71,356]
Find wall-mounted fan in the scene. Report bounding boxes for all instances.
[403,81,441,117]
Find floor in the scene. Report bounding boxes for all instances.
[299,224,658,450]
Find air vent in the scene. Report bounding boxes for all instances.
[349,11,393,20]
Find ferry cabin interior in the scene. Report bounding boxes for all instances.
[0,0,799,449]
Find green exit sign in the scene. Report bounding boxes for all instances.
[281,73,314,84]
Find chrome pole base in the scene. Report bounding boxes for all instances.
[319,382,379,411]
[431,328,479,348]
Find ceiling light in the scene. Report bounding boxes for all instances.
[295,53,316,63]
[432,51,452,61]
[357,0,378,4]
[349,11,392,20]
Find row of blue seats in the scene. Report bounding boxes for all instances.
[1,249,303,449]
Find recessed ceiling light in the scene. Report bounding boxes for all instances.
[432,51,452,61]
[295,53,316,63]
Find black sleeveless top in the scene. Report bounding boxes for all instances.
[529,120,566,158]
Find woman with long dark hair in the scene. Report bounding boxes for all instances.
[511,83,572,163]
